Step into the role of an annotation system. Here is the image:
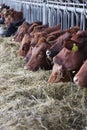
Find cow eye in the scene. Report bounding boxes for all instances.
[38,54,43,57]
[38,52,43,58]
[22,43,29,51]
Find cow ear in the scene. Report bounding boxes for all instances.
[63,39,74,50]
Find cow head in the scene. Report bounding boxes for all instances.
[48,63,71,83]
[53,47,85,72]
[18,33,31,57]
[24,37,52,71]
[30,31,47,47]
[4,8,14,25]
[46,32,71,61]
[48,45,86,83]
[14,21,30,42]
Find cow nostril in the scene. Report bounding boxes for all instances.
[73,76,79,84]
[46,50,51,56]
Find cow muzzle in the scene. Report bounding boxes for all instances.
[73,76,79,85]
[57,65,64,78]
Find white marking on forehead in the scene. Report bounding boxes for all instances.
[57,65,62,71]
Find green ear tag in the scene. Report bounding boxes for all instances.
[72,43,78,52]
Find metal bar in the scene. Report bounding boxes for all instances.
[0,0,87,30]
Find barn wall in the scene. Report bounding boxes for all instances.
[0,0,87,30]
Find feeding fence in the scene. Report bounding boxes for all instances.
[0,0,87,30]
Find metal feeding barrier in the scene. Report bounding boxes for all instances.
[0,0,87,30]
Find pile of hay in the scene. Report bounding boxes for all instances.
[0,36,87,130]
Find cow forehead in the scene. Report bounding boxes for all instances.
[54,48,71,60]
[32,44,44,55]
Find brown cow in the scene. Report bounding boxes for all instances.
[30,24,61,46]
[25,46,33,62]
[54,47,86,71]
[4,9,23,25]
[46,26,80,61]
[24,33,59,63]
[25,30,63,62]
[46,30,66,42]
[44,24,61,34]
[18,23,49,57]
[33,23,49,33]
[48,63,71,83]
[73,60,87,88]
[24,37,52,71]
[30,31,47,47]
[13,21,30,42]
[18,33,32,57]
[46,32,71,60]
[25,29,64,63]
[14,21,42,42]
[48,44,86,83]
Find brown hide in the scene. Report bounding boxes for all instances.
[48,46,86,83]
[46,32,71,60]
[14,22,39,42]
[33,23,49,32]
[71,30,87,48]
[24,38,52,71]
[46,26,80,61]
[4,9,23,25]
[51,33,87,83]
[13,21,30,42]
[63,30,87,55]
[53,47,85,71]
[63,39,79,50]
[25,46,33,62]
[18,33,32,57]
[14,22,42,42]
[30,31,47,46]
[44,24,61,34]
[73,60,87,88]
[48,64,72,83]
[30,24,61,47]
[27,23,42,34]
[47,30,66,42]
[10,11,23,22]
[67,26,80,35]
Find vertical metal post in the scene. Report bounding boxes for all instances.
[43,0,47,25]
[71,11,75,27]
[48,7,51,26]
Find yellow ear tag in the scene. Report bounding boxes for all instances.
[72,43,78,52]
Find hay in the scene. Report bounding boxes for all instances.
[0,36,87,130]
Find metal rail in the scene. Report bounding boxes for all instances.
[0,0,87,30]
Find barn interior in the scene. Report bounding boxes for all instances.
[0,0,87,130]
